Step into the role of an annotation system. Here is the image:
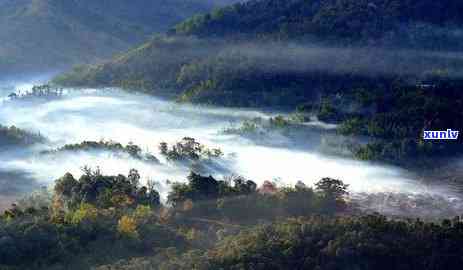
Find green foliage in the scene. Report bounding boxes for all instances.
[174,0,463,46]
[132,205,152,221]
[0,124,45,147]
[318,98,339,122]
[43,140,159,163]
[71,203,98,224]
[355,142,385,161]
[338,117,365,135]
[159,137,223,162]
[53,36,220,91]
[222,118,262,135]
[0,170,183,269]
[204,215,463,270]
[217,182,319,223]
[168,173,347,223]
[223,115,300,136]
[3,169,463,270]
[94,214,463,270]
[54,168,160,210]
[168,172,223,207]
[118,215,139,238]
[340,83,463,164]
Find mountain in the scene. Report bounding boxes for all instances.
[54,0,463,164]
[55,0,463,100]
[0,0,238,77]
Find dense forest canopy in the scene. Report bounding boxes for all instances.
[1,169,463,270]
[173,0,463,46]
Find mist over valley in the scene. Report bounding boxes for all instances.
[2,1,463,269]
[1,81,462,220]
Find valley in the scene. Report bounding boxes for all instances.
[1,81,462,220]
[2,1,463,269]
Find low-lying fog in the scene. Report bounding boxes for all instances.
[1,81,462,219]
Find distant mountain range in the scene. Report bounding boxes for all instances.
[0,0,239,77]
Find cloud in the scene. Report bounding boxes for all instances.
[0,169,41,196]
[216,42,463,79]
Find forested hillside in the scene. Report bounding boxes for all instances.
[174,0,463,46]
[2,169,463,270]
[54,0,463,165]
[55,0,463,96]
[0,0,237,76]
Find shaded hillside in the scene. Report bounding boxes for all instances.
[55,0,463,93]
[0,0,237,76]
[173,0,463,47]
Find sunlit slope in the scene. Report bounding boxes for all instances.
[0,0,231,75]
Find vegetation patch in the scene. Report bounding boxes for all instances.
[0,124,46,147]
[6,84,64,101]
[159,137,223,161]
[2,168,463,270]
[43,140,159,163]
